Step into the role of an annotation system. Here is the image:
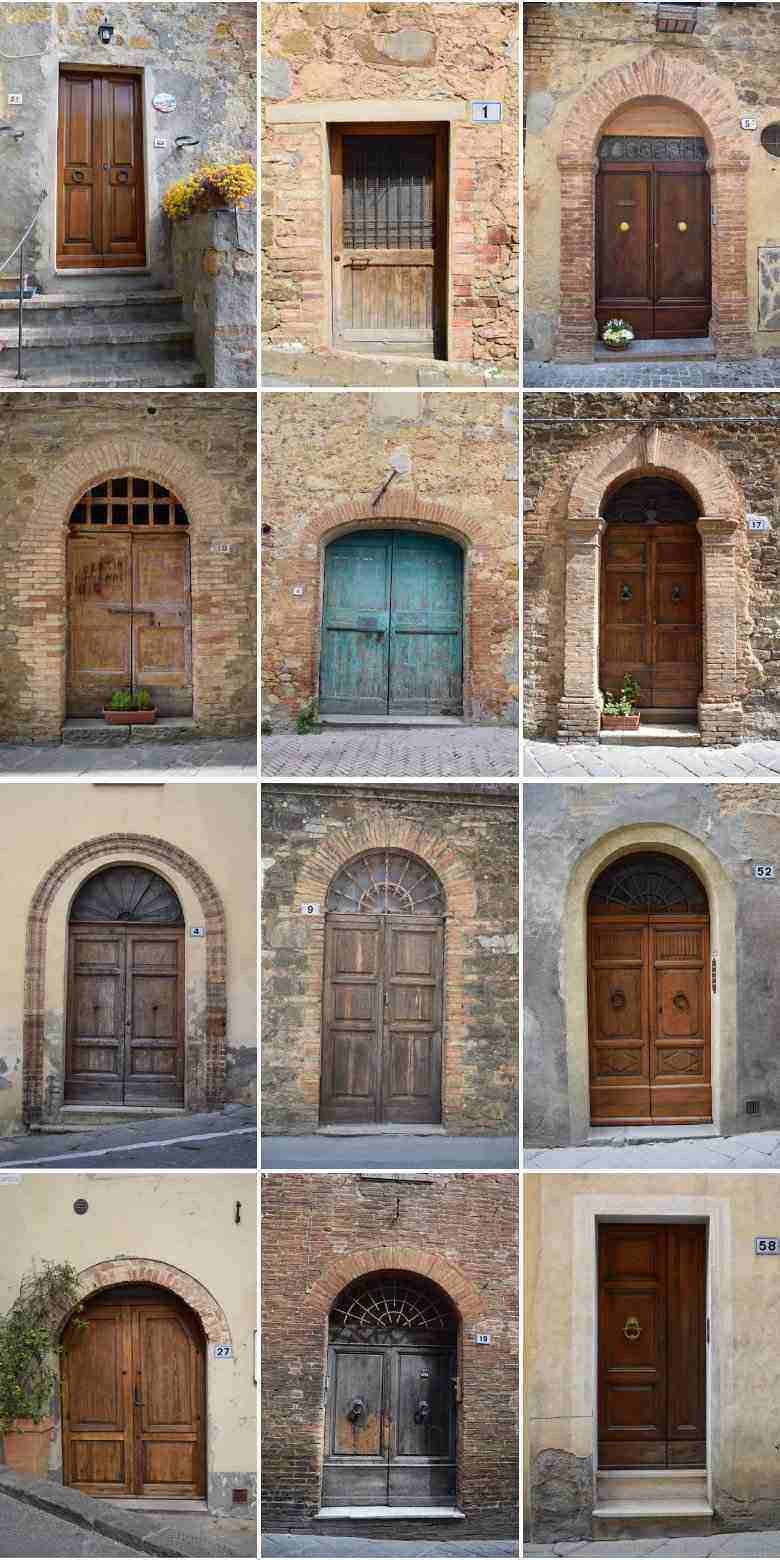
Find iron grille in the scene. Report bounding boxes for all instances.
[69,475,190,528]
[599,135,707,163]
[603,476,700,525]
[343,135,435,250]
[589,852,708,914]
[761,125,780,160]
[330,1272,457,1343]
[70,864,184,924]
[326,849,444,915]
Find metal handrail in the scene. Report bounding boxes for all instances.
[0,188,47,380]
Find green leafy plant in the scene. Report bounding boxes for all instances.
[295,699,321,735]
[135,689,153,711]
[0,1261,84,1432]
[107,689,154,712]
[602,672,641,717]
[602,316,635,345]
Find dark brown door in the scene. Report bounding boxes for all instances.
[331,125,447,358]
[321,914,443,1125]
[596,163,710,338]
[58,69,145,269]
[66,926,185,1106]
[601,522,702,712]
[323,1343,456,1507]
[62,1289,205,1499]
[598,1224,706,1469]
[589,915,711,1124]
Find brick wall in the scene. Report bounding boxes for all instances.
[261,1173,518,1538]
[261,785,518,1134]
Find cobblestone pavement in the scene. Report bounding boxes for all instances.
[263,1134,518,1170]
[525,1127,780,1170]
[262,727,519,778]
[526,1536,780,1556]
[524,356,780,388]
[0,740,257,777]
[524,739,780,781]
[263,1537,518,1557]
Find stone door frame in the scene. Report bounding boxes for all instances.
[556,425,745,746]
[556,50,751,362]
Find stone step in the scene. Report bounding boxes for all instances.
[0,290,184,326]
[1,361,206,389]
[600,723,701,746]
[595,336,716,363]
[62,717,200,746]
[597,1470,709,1504]
[593,1470,713,1539]
[320,715,466,728]
[0,319,195,376]
[39,269,159,295]
[38,1105,188,1131]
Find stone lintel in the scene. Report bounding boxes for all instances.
[266,99,468,125]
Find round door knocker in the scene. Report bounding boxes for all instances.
[623,1315,642,1342]
[414,1399,432,1425]
[619,221,630,232]
[671,583,685,603]
[116,169,129,183]
[610,988,626,1011]
[678,220,688,232]
[346,1397,366,1424]
[673,990,690,1012]
[72,169,85,182]
[620,583,633,601]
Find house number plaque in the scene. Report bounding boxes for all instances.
[753,863,776,879]
[475,1332,492,1344]
[300,902,321,915]
[748,515,771,532]
[755,1237,780,1255]
[212,1343,233,1358]
[190,926,206,938]
[472,101,502,123]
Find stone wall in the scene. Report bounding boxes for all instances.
[0,391,256,742]
[523,393,780,742]
[171,209,257,386]
[261,2,518,365]
[261,390,518,728]
[262,1173,518,1538]
[261,785,518,1135]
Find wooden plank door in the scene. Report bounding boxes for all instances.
[323,1344,456,1508]
[58,70,145,269]
[321,914,383,1123]
[132,533,193,716]
[600,523,701,712]
[67,533,133,717]
[134,1302,205,1497]
[596,165,710,338]
[382,918,443,1123]
[124,930,185,1106]
[388,534,463,715]
[66,929,127,1103]
[390,1347,456,1506]
[332,126,446,358]
[598,1224,706,1469]
[67,926,184,1106]
[62,1302,133,1497]
[319,537,392,715]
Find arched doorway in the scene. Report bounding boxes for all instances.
[320,849,445,1125]
[322,1270,457,1508]
[588,851,711,1125]
[66,475,193,718]
[319,530,463,716]
[600,475,702,720]
[66,863,185,1107]
[61,1282,205,1501]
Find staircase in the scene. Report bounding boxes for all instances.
[593,1469,713,1540]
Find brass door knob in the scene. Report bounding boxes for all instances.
[678,221,688,232]
[623,1316,642,1341]
[618,221,630,233]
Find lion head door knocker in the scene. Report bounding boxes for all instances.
[347,1397,366,1424]
[620,583,633,602]
[623,1316,642,1342]
[672,990,690,1013]
[610,987,627,1011]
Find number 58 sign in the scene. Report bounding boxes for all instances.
[755,1236,780,1255]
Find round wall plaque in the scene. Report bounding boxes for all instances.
[152,93,177,114]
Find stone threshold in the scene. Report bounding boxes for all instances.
[62,716,200,745]
[316,1508,466,1520]
[587,1123,719,1144]
[594,336,715,362]
[112,1498,208,1512]
[599,723,701,747]
[320,715,465,727]
[316,1124,447,1136]
[595,1469,711,1520]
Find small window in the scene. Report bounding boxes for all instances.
[761,124,780,158]
[68,475,189,528]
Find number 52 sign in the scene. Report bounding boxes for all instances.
[755,1236,780,1255]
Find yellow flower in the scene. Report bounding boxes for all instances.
[162,162,257,220]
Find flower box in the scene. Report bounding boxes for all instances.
[103,707,157,725]
[601,712,641,730]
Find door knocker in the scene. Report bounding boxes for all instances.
[72,169,85,182]
[678,220,688,232]
[618,221,630,233]
[116,169,129,183]
[672,991,690,1012]
[346,1397,366,1424]
[623,1316,642,1342]
[414,1399,432,1425]
[610,988,626,1010]
[620,583,633,602]
[671,583,685,603]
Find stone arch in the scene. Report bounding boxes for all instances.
[568,425,744,521]
[557,50,751,360]
[562,823,737,1144]
[23,833,227,1123]
[57,1258,232,1347]
[306,1245,482,1324]
[296,820,476,922]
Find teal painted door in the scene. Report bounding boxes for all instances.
[320,531,462,715]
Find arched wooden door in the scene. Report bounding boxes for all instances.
[62,1284,205,1500]
[320,850,445,1125]
[588,852,711,1125]
[66,865,185,1107]
[322,1272,457,1508]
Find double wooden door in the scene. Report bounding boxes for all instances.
[67,531,193,717]
[601,522,702,712]
[58,69,145,269]
[62,1289,205,1499]
[66,925,185,1106]
[331,126,447,357]
[323,1342,456,1507]
[320,531,463,716]
[596,163,710,338]
[321,914,443,1124]
[598,1224,706,1469]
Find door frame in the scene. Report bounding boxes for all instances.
[599,519,703,713]
[54,63,150,275]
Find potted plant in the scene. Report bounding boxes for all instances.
[601,317,635,352]
[601,673,642,731]
[0,1261,84,1477]
[103,689,157,725]
[162,163,257,221]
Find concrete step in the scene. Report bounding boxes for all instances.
[600,722,701,746]
[597,1470,708,1504]
[0,290,184,326]
[593,1469,712,1537]
[595,336,716,363]
[2,361,206,389]
[32,1105,188,1131]
[0,320,195,377]
[62,717,199,746]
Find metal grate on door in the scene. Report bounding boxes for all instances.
[343,135,435,249]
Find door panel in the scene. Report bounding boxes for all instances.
[600,523,701,711]
[58,70,145,269]
[383,922,442,1123]
[132,533,192,715]
[655,170,710,337]
[124,933,183,1105]
[321,916,383,1122]
[66,932,125,1103]
[597,164,710,339]
[323,1348,389,1505]
[58,74,102,266]
[136,1307,203,1496]
[67,534,133,716]
[320,540,392,715]
[323,1345,456,1508]
[588,922,649,1122]
[62,1305,133,1497]
[651,922,710,1120]
[597,171,653,337]
[67,926,184,1106]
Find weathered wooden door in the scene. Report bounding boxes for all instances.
[62,1288,205,1499]
[596,149,710,339]
[588,854,711,1125]
[601,522,701,712]
[598,1224,706,1469]
[58,69,145,269]
[319,531,462,715]
[331,126,447,357]
[67,531,192,717]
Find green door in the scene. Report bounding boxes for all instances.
[320,531,462,716]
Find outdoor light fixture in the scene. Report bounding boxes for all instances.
[97,16,114,44]
[175,135,200,149]
[656,4,699,33]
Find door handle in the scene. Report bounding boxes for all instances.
[133,1386,143,1408]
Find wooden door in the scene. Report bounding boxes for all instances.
[320,537,392,715]
[58,69,145,269]
[66,926,184,1105]
[323,1343,456,1507]
[62,1291,205,1500]
[598,1224,706,1469]
[596,163,710,339]
[67,532,192,717]
[331,126,447,358]
[601,523,701,712]
[321,914,443,1125]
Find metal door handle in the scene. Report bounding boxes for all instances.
[133,1386,143,1407]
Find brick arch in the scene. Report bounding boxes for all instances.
[299,494,495,552]
[23,833,227,1123]
[58,1258,232,1347]
[305,1245,483,1324]
[557,49,751,360]
[568,426,744,521]
[33,434,225,534]
[295,821,477,921]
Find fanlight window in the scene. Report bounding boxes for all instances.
[70,865,184,924]
[69,476,189,528]
[329,1272,457,1345]
[761,124,780,159]
[603,476,699,525]
[326,850,444,915]
[589,852,707,915]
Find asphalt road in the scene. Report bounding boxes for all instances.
[0,1490,141,1557]
[262,1539,518,1557]
[0,1110,257,1170]
[261,1135,518,1170]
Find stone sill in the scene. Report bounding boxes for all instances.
[316,1508,466,1520]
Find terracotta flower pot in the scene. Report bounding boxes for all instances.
[103,708,157,725]
[2,1416,54,1476]
[601,712,641,730]
[603,338,632,351]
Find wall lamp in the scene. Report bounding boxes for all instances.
[0,125,23,142]
[97,16,114,44]
[175,135,200,150]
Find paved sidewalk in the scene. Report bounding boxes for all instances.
[524,356,780,389]
[524,739,780,781]
[263,1537,518,1557]
[0,740,257,777]
[525,1126,780,1170]
[0,1107,257,1170]
[263,1134,518,1170]
[262,727,519,778]
[526,1536,780,1556]
[0,1470,256,1557]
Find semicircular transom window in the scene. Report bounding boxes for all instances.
[589,852,708,915]
[761,124,780,159]
[326,850,444,915]
[329,1271,457,1345]
[70,865,184,925]
[603,475,699,525]
[68,476,190,528]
